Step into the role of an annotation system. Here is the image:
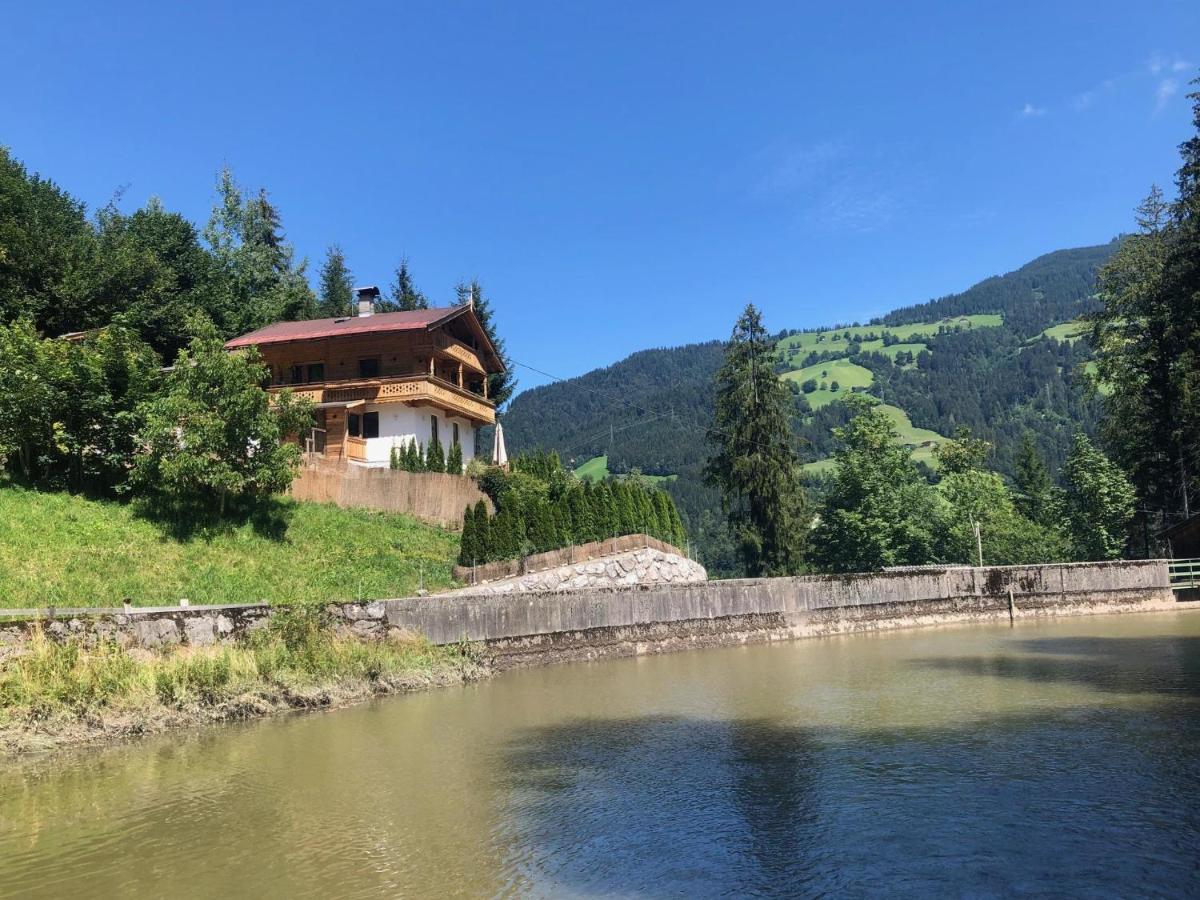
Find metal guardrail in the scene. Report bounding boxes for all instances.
[1168,558,1200,590]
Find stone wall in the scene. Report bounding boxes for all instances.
[447,547,707,595]
[451,534,689,584]
[289,458,491,528]
[1,561,1179,664]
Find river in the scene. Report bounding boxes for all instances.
[2,611,1198,897]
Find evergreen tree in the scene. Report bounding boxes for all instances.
[568,487,594,544]
[1062,433,1136,560]
[388,258,429,311]
[704,304,808,576]
[458,505,477,566]
[473,499,492,562]
[1013,432,1055,526]
[389,444,399,470]
[425,431,445,473]
[457,279,516,407]
[446,439,464,475]
[406,440,423,472]
[318,244,354,317]
[1091,89,1200,528]
[527,497,555,552]
[652,491,675,543]
[203,167,317,332]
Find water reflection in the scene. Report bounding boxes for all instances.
[914,635,1200,698]
[2,614,1199,898]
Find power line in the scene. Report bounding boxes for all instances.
[506,356,795,458]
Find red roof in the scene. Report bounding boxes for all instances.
[224,306,456,348]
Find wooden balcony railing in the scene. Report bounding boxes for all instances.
[433,334,486,373]
[272,375,495,424]
[345,436,367,461]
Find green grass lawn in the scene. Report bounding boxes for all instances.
[776,314,1002,360]
[0,486,460,608]
[783,359,875,409]
[573,455,677,484]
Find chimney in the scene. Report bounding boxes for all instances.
[353,285,380,318]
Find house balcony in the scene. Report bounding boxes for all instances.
[276,374,495,425]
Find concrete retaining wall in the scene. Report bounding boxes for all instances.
[289,458,491,528]
[1,561,1177,666]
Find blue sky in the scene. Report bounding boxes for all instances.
[3,1,1197,397]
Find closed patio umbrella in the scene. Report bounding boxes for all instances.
[492,421,509,468]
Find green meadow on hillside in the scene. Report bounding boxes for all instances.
[1037,320,1087,344]
[782,359,875,409]
[802,402,947,475]
[573,455,677,484]
[0,486,460,608]
[775,314,1003,358]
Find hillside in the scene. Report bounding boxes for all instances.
[502,241,1119,575]
[0,486,460,607]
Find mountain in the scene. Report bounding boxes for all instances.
[502,240,1120,575]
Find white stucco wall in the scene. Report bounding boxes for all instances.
[358,404,478,469]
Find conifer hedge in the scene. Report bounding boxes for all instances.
[457,451,688,567]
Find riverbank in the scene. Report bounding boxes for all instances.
[0,614,489,757]
[3,560,1190,757]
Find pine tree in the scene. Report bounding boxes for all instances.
[704,304,809,576]
[318,245,354,317]
[389,444,399,470]
[1013,432,1054,526]
[388,258,428,311]
[456,279,516,406]
[446,440,464,475]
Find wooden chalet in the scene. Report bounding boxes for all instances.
[224,289,503,466]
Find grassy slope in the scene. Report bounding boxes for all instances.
[574,454,677,484]
[776,314,1002,356]
[802,403,947,475]
[1037,320,1086,344]
[783,359,875,409]
[0,487,459,608]
[574,454,610,482]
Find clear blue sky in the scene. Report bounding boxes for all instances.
[3,1,1197,396]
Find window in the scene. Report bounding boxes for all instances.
[430,415,438,442]
[348,413,361,438]
[358,358,380,378]
[291,363,325,384]
[362,412,379,439]
[452,423,460,446]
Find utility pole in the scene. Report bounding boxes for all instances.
[973,519,984,568]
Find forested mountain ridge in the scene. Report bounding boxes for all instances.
[502,240,1120,573]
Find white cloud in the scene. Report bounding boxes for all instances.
[750,141,904,233]
[1020,102,1047,117]
[1156,78,1180,112]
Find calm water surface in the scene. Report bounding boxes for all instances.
[2,612,1199,898]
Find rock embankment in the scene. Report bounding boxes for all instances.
[448,547,708,596]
